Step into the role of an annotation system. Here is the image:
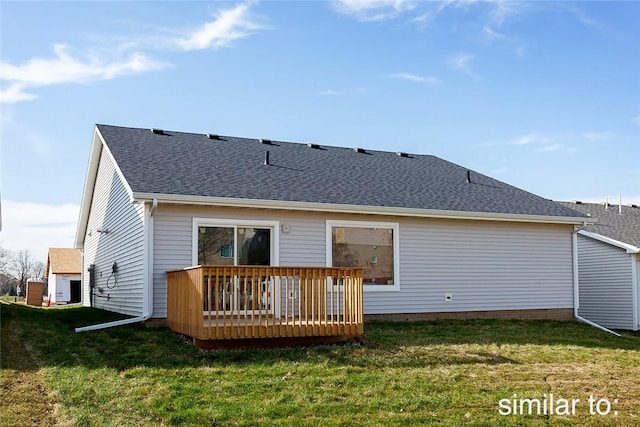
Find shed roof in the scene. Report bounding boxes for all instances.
[94,124,587,221]
[557,201,640,249]
[45,248,81,279]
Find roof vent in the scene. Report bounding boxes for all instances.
[630,204,638,208]
[260,138,273,145]
[573,200,583,205]
[151,128,164,135]
[466,170,471,184]
[353,147,366,154]
[396,152,409,157]
[264,150,270,166]
[307,143,320,149]
[206,134,220,140]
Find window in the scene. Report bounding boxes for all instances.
[195,221,277,266]
[193,219,280,314]
[327,220,399,290]
[198,227,234,265]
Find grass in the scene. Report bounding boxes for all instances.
[1,301,639,426]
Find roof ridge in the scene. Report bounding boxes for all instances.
[95,123,437,158]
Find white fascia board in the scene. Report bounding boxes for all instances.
[131,192,592,225]
[74,127,103,249]
[74,126,136,249]
[578,230,640,254]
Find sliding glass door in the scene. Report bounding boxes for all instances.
[197,224,274,315]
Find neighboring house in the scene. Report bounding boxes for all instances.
[45,248,82,304]
[557,201,640,331]
[75,124,591,340]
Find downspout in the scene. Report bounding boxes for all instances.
[572,224,621,337]
[633,254,639,332]
[76,198,157,332]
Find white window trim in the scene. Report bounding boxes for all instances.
[192,218,280,266]
[326,219,400,292]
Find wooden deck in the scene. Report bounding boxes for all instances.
[167,266,364,346]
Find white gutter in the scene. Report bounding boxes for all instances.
[132,192,592,225]
[572,227,621,337]
[578,230,640,254]
[76,198,156,333]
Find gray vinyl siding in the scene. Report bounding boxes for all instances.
[577,235,634,330]
[82,148,145,316]
[152,205,574,318]
[370,219,573,313]
[152,205,325,318]
[81,251,90,307]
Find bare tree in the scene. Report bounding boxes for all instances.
[0,247,46,296]
[0,246,16,295]
[9,249,36,296]
[0,246,10,274]
[30,261,45,280]
[0,272,18,295]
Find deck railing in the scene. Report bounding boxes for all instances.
[167,266,364,341]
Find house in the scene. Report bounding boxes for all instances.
[74,124,591,343]
[45,248,82,304]
[557,201,640,331]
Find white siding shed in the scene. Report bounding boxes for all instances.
[577,233,639,331]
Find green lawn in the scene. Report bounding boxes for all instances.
[1,301,639,426]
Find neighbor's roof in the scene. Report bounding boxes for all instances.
[93,124,587,220]
[45,248,81,278]
[557,201,640,249]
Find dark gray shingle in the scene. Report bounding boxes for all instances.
[97,124,587,219]
[556,201,640,247]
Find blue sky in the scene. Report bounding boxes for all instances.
[1,0,639,262]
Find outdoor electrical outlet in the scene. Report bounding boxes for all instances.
[444,293,453,302]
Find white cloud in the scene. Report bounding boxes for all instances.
[447,52,477,78]
[0,44,168,104]
[0,200,80,263]
[318,89,344,96]
[483,25,505,40]
[334,0,416,21]
[562,3,606,32]
[390,72,440,85]
[0,84,37,104]
[176,2,265,50]
[539,143,563,152]
[336,0,527,26]
[0,2,266,104]
[482,24,527,57]
[508,133,575,153]
[537,143,575,153]
[514,45,527,57]
[487,0,527,27]
[511,134,544,146]
[583,132,614,141]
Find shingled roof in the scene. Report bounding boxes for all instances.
[557,201,640,248]
[45,248,81,279]
[95,124,587,220]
